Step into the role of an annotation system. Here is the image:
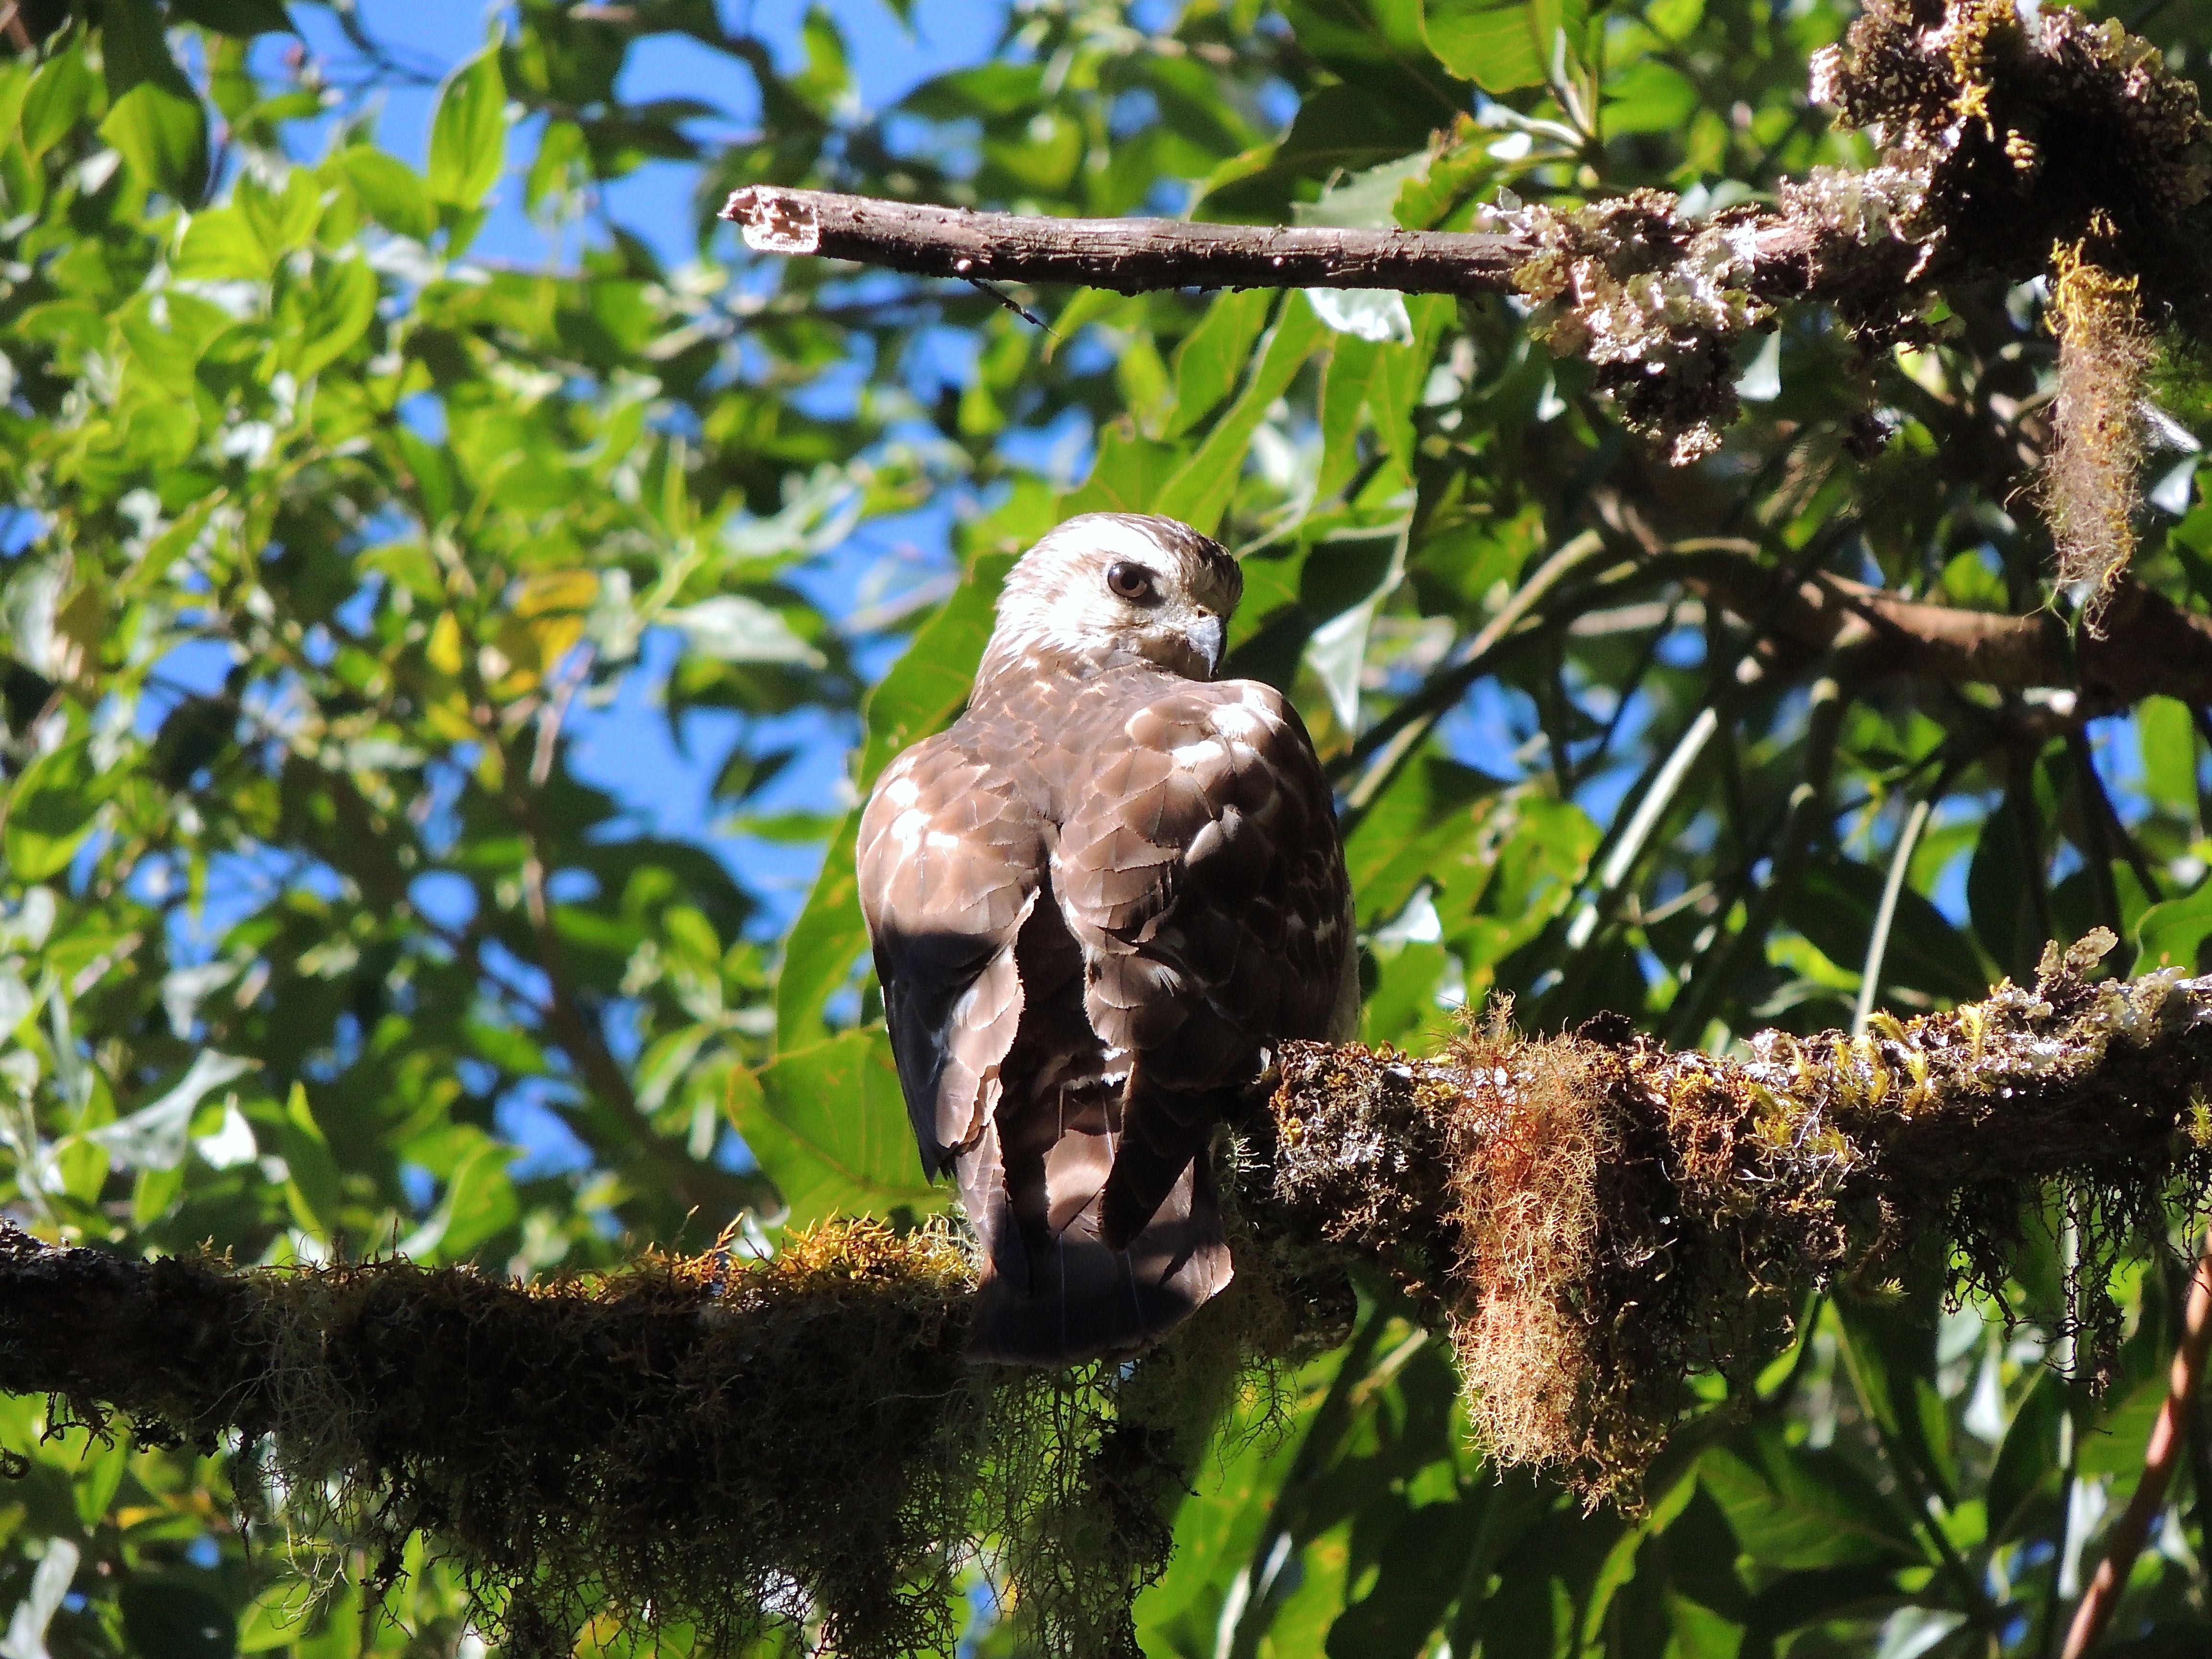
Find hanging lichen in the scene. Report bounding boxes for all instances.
[1267,934,2212,1495]
[2043,222,2157,624]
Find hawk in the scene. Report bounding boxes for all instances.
[856,512,1357,1363]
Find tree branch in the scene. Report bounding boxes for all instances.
[5,938,2211,1652]
[720,186,1539,295]
[2063,1231,2212,1658]
[724,0,2212,478]
[1660,548,2212,714]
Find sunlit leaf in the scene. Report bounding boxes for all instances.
[4,741,105,883]
[1423,0,1546,91]
[429,46,507,212]
[101,81,209,202]
[337,145,436,241]
[731,1030,945,1227]
[1701,1427,1922,1569]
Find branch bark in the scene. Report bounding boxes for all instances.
[720,186,1540,295]
[1671,552,2212,715]
[725,0,2212,480]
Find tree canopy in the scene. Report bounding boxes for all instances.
[7,0,2212,1655]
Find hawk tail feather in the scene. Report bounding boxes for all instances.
[963,1120,1230,1364]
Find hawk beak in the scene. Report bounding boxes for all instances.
[1187,613,1225,677]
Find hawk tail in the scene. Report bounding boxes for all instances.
[962,1127,1230,1365]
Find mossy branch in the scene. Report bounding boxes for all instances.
[5,937,2212,1655]
[1263,932,2212,1490]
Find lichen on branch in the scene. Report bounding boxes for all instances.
[2044,222,2156,622]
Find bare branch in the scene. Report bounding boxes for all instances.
[720,185,1535,295]
[2064,1232,2212,1658]
[1678,552,2212,713]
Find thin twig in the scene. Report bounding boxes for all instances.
[2062,1232,2212,1657]
[1339,529,1606,818]
[722,185,1537,295]
[962,275,1053,333]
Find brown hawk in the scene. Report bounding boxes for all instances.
[856,512,1357,1363]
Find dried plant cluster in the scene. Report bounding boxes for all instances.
[8,948,2212,1645]
[1266,936,2212,1494]
[2044,222,2158,608]
[1814,0,2211,617]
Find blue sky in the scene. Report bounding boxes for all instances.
[262,1,1010,938]
[289,0,1004,271]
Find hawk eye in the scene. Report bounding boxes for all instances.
[1106,562,1156,603]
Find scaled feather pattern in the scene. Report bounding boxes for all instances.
[857,513,1356,1362]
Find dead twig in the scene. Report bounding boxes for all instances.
[2062,1232,2212,1657]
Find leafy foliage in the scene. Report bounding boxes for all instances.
[3,0,2212,1654]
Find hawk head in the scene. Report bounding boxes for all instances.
[980,513,1243,685]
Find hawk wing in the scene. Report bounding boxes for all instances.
[855,736,1043,1178]
[1052,674,1355,1247]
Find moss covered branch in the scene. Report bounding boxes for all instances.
[6,937,2212,1654]
[1265,933,2212,1489]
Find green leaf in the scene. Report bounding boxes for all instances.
[1164,288,1276,439]
[236,1580,318,1654]
[91,1051,257,1171]
[733,1029,945,1227]
[1577,1467,1700,1642]
[428,45,507,212]
[73,1433,128,1527]
[2140,695,2200,817]
[1424,0,1547,91]
[1061,422,1185,517]
[1784,857,1989,1005]
[292,256,379,379]
[174,205,272,280]
[1835,1295,1957,1503]
[1701,1426,1921,1569]
[2077,1370,2168,1478]
[100,80,210,202]
[19,48,96,162]
[1969,792,2045,981]
[1665,1594,1746,1659]
[665,594,824,666]
[5,738,103,882]
[120,1581,236,1659]
[1603,58,1701,134]
[2135,877,2212,970]
[1157,296,1330,534]
[280,1082,342,1240]
[336,146,436,241]
[399,1138,519,1262]
[1324,1498,1479,1658]
[1986,1370,2062,1541]
[100,0,193,98]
